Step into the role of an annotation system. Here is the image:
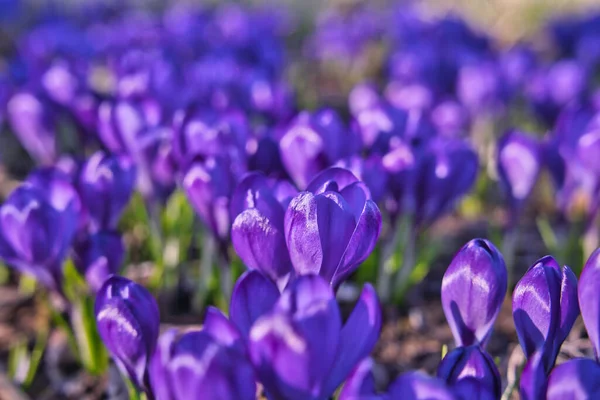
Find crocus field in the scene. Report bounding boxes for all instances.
[2,0,600,399]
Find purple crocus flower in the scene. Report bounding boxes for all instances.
[78,151,137,232]
[546,358,600,399]
[279,109,360,189]
[441,239,507,347]
[148,307,256,400]
[230,173,297,288]
[353,102,408,154]
[578,248,600,360]
[182,156,237,243]
[437,345,501,398]
[431,100,469,138]
[284,167,382,289]
[349,82,380,116]
[512,256,579,373]
[0,182,78,290]
[335,155,388,203]
[457,60,504,114]
[7,91,57,165]
[248,274,381,399]
[73,231,124,293]
[497,131,541,222]
[95,276,160,392]
[230,270,280,337]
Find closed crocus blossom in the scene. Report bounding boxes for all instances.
[284,168,382,289]
[148,308,256,400]
[497,131,541,221]
[7,91,57,165]
[279,109,359,189]
[0,183,78,290]
[95,276,159,391]
[513,256,579,373]
[437,345,501,399]
[73,231,124,293]
[441,239,507,347]
[183,156,237,242]
[546,358,600,400]
[230,173,296,287]
[413,137,478,227]
[578,248,600,360]
[78,152,136,232]
[248,275,382,400]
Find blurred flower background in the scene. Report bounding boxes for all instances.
[1,0,600,399]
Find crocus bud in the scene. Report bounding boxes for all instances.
[73,231,124,293]
[279,109,358,189]
[248,275,381,399]
[78,151,136,232]
[284,168,382,289]
[7,91,57,165]
[497,131,541,221]
[520,350,547,400]
[546,358,600,400]
[230,270,280,337]
[0,183,78,290]
[182,156,237,242]
[442,239,507,347]
[578,248,600,360]
[437,345,501,399]
[95,276,159,391]
[230,173,296,287]
[148,308,256,400]
[513,256,579,372]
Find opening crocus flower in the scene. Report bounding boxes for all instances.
[78,151,137,232]
[441,239,507,347]
[248,274,381,400]
[284,167,382,289]
[95,276,159,392]
[512,256,579,373]
[437,345,501,399]
[497,130,541,223]
[0,182,78,291]
[148,308,256,400]
[230,173,297,288]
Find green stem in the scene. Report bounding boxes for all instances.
[376,219,402,303]
[193,231,215,312]
[70,296,108,375]
[392,214,416,301]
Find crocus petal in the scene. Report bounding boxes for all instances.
[306,167,361,195]
[324,284,382,394]
[284,192,323,276]
[546,358,600,400]
[148,329,177,400]
[230,271,280,337]
[578,248,600,360]
[203,306,241,347]
[339,358,381,400]
[388,372,456,400]
[441,239,507,347]
[452,377,496,400]
[520,350,547,400]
